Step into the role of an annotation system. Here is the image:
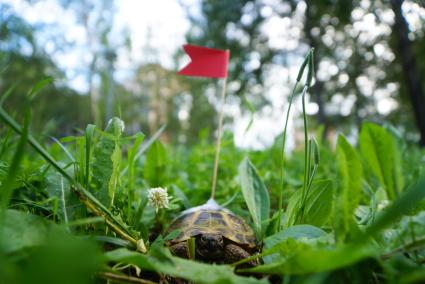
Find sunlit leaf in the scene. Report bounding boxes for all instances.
[105,248,268,284]
[238,157,270,240]
[91,117,124,206]
[263,224,328,263]
[359,123,400,199]
[334,135,362,242]
[245,242,377,275]
[286,180,333,227]
[144,140,167,187]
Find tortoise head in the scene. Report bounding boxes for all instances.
[195,233,224,260]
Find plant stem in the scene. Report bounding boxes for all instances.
[294,86,310,224]
[275,49,313,232]
[276,81,299,232]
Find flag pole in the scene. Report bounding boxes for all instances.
[210,76,228,200]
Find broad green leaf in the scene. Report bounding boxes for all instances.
[334,135,362,242]
[105,248,268,284]
[366,175,425,237]
[285,180,333,227]
[91,117,124,206]
[383,123,405,198]
[0,108,134,240]
[0,210,51,253]
[359,123,400,199]
[144,140,167,187]
[244,242,377,275]
[263,224,327,263]
[171,184,191,209]
[265,225,327,249]
[0,210,104,284]
[303,180,332,226]
[238,157,270,240]
[45,169,83,222]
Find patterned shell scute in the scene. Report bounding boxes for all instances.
[166,207,256,248]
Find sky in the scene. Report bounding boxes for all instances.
[4,0,298,149]
[4,0,194,91]
[4,0,425,149]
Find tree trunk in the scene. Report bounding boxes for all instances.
[390,0,425,146]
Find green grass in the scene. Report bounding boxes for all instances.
[1,57,425,283]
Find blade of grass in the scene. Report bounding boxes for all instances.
[120,124,166,177]
[27,77,53,100]
[59,174,69,225]
[50,136,76,163]
[0,127,12,159]
[0,85,15,106]
[242,95,255,135]
[127,133,145,219]
[0,109,29,213]
[299,85,310,224]
[85,124,96,189]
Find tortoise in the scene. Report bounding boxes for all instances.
[165,199,258,265]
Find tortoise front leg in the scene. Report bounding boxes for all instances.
[224,244,257,267]
[169,242,189,259]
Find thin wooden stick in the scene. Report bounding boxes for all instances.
[210,77,228,200]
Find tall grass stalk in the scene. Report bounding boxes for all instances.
[297,50,316,223]
[276,49,313,232]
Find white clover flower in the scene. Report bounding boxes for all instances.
[147,187,170,212]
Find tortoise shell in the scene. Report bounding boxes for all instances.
[165,199,256,249]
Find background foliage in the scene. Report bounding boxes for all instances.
[2,0,425,283]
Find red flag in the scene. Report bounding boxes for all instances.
[178,44,229,78]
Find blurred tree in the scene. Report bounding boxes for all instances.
[185,0,274,97]
[130,63,188,143]
[0,4,91,136]
[57,0,130,127]
[390,0,425,145]
[301,0,353,137]
[182,0,275,144]
[187,0,425,144]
